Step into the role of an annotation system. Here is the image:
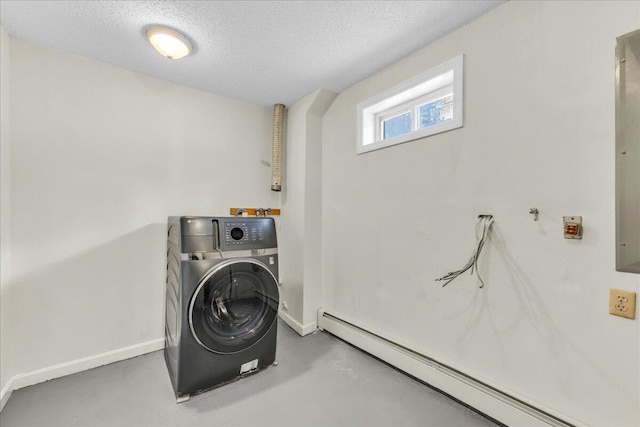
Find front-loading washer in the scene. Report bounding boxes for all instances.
[164,216,279,401]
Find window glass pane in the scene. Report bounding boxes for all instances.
[418,94,453,128]
[383,112,412,140]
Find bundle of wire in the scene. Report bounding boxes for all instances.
[436,215,494,288]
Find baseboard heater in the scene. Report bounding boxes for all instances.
[318,310,579,427]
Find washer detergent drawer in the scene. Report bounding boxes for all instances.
[180,217,219,253]
[182,235,215,253]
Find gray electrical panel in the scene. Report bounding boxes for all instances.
[616,29,640,273]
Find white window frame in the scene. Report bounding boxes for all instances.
[357,54,463,154]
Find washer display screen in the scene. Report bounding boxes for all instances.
[230,227,244,241]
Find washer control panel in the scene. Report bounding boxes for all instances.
[223,220,269,247]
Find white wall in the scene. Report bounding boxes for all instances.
[0,24,13,398]
[2,38,278,400]
[302,90,337,328]
[321,2,640,426]
[279,88,336,335]
[279,92,314,327]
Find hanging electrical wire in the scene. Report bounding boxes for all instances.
[435,215,495,288]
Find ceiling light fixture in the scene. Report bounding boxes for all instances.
[145,26,192,60]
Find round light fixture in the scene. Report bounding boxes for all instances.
[145,26,192,60]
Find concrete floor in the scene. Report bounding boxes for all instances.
[1,320,501,426]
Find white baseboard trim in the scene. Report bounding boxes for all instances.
[318,309,582,427]
[0,381,13,413]
[0,338,164,412]
[279,311,317,336]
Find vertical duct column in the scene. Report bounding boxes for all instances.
[271,103,285,192]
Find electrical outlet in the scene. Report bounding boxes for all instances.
[563,216,582,239]
[609,289,636,319]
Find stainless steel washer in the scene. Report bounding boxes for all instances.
[164,216,279,401]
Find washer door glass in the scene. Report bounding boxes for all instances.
[189,259,279,354]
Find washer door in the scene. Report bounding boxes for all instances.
[189,258,279,354]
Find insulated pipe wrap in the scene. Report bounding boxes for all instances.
[271,103,285,192]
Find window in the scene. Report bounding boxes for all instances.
[357,55,463,154]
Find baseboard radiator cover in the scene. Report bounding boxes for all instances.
[318,310,582,427]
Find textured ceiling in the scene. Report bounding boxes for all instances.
[0,0,503,108]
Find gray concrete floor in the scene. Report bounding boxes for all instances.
[1,320,500,426]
